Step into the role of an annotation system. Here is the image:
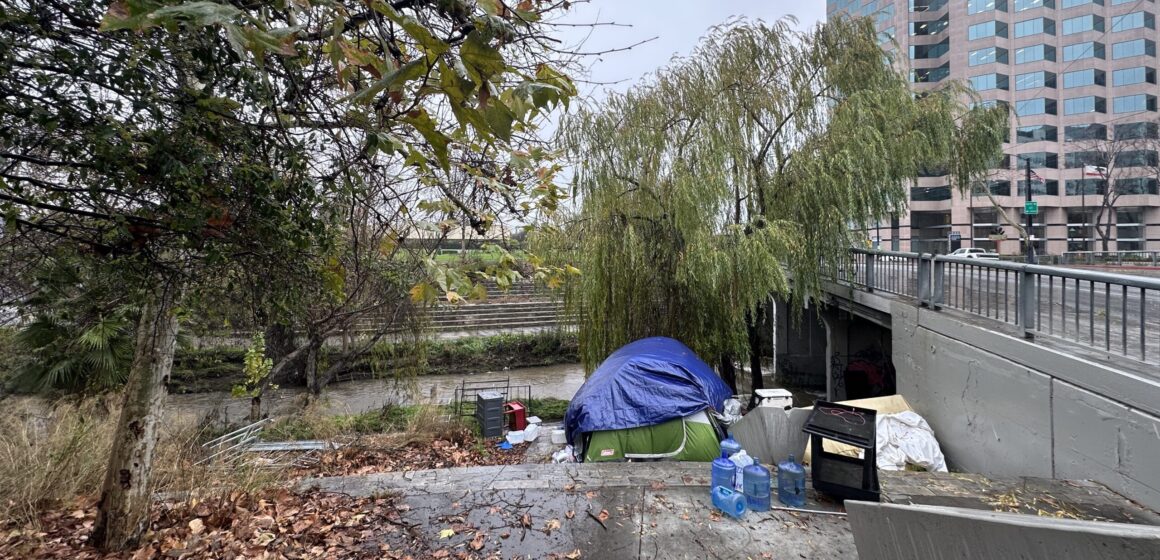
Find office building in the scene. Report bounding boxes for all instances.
[828,0,1160,255]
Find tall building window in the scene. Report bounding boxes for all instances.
[1110,0,1140,4]
[1111,66,1156,86]
[970,73,1010,90]
[1062,68,1105,88]
[910,186,952,201]
[910,39,950,59]
[1016,44,1056,63]
[1116,150,1159,167]
[1062,14,1104,34]
[1016,98,1057,115]
[1014,17,1055,37]
[1062,41,1105,61]
[1112,39,1157,59]
[1111,12,1155,33]
[969,20,1008,40]
[1018,179,1059,195]
[969,46,1009,65]
[1064,96,1107,114]
[967,0,1008,12]
[1017,124,1058,143]
[1015,0,1054,9]
[1113,94,1158,113]
[1065,123,1107,141]
[1016,70,1056,89]
[1116,178,1159,194]
[1065,179,1106,195]
[910,0,948,11]
[1018,152,1060,168]
[1062,0,1103,7]
[1115,122,1160,140]
[1116,208,1146,252]
[911,14,950,35]
[1066,151,1109,168]
[911,63,951,83]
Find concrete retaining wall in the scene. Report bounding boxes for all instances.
[891,302,1160,510]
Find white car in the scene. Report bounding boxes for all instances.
[949,248,1000,260]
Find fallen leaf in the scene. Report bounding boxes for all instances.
[565,549,582,559]
[188,518,205,535]
[565,510,575,520]
[649,481,667,491]
[500,531,510,539]
[543,519,561,534]
[597,510,609,523]
[470,532,485,550]
[439,528,455,539]
[709,511,722,522]
[69,510,86,519]
[584,491,598,500]
[520,513,532,528]
[433,550,450,559]
[564,483,576,492]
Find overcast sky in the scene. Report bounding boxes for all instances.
[549,1,828,100]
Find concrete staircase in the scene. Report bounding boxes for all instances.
[352,282,571,335]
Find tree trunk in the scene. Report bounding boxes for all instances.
[718,354,738,395]
[265,322,302,386]
[250,395,262,422]
[93,285,180,551]
[304,342,321,397]
[746,308,764,408]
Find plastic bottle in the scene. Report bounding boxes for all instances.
[711,452,735,495]
[743,458,772,512]
[711,486,747,519]
[777,455,807,508]
[720,433,742,457]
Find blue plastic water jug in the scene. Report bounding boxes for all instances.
[743,458,772,512]
[777,455,806,508]
[720,434,742,457]
[711,452,735,495]
[711,486,747,519]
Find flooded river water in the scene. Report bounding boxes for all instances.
[168,363,587,425]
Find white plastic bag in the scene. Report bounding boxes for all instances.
[875,411,947,472]
[552,445,575,463]
[720,398,743,425]
[728,450,754,490]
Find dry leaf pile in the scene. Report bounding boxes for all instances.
[298,429,528,478]
[0,489,441,559]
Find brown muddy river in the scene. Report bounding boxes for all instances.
[169,363,587,426]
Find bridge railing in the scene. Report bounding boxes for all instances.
[845,248,1160,364]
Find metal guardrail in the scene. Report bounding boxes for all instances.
[844,248,1160,364]
[1061,251,1160,267]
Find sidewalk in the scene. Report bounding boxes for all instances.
[299,462,856,559]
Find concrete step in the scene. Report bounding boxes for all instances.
[429,308,563,320]
[429,318,566,332]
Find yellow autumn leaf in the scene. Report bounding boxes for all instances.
[439,528,455,539]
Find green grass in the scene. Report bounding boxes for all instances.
[524,398,569,421]
[260,404,458,441]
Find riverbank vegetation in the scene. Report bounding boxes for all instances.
[545,17,1008,399]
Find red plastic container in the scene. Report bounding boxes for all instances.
[504,401,527,431]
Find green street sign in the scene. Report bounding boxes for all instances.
[1024,201,1039,215]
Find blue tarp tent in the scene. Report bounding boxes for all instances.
[564,337,732,451]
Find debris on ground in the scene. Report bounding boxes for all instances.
[0,489,441,559]
[295,428,529,477]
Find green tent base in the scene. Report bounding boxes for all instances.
[582,411,722,462]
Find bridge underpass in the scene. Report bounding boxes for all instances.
[775,249,1160,511]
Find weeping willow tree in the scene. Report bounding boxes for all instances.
[552,17,1008,388]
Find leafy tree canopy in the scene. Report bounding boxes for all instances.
[552,17,1008,369]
